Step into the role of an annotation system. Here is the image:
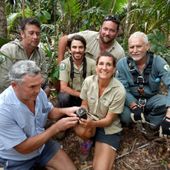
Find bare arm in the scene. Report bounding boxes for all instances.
[80,112,118,128]
[80,100,118,128]
[81,100,89,111]
[57,35,69,64]
[14,116,79,154]
[91,113,118,128]
[60,80,80,97]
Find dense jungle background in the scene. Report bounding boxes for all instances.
[0,0,170,169]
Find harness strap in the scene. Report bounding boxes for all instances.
[82,57,87,79]
[127,51,154,107]
[127,51,154,85]
[70,56,87,80]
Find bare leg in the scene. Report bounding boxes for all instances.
[93,141,116,170]
[46,148,77,170]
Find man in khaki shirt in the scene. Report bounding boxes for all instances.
[58,35,96,107]
[0,18,49,93]
[57,15,125,63]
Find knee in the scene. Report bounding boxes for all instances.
[120,107,132,127]
[121,115,132,127]
[147,114,165,127]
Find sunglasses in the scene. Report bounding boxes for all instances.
[104,15,120,24]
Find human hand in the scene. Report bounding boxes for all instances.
[54,116,79,132]
[159,117,170,137]
[79,118,94,128]
[64,106,80,117]
[131,106,145,123]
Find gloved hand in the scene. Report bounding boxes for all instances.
[159,117,170,137]
[131,106,146,123]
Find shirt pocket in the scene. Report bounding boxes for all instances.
[88,96,96,113]
[98,98,110,117]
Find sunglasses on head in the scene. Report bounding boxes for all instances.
[104,15,120,24]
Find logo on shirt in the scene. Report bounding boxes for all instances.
[59,63,66,70]
[164,64,170,71]
[0,54,6,64]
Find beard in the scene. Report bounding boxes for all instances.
[100,35,114,44]
[131,54,146,62]
[72,53,84,61]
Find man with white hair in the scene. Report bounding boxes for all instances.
[0,60,79,170]
[116,31,170,137]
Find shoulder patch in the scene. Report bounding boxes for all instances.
[164,64,170,71]
[59,63,66,71]
[116,70,119,75]
[0,54,6,64]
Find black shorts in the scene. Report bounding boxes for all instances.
[94,128,121,150]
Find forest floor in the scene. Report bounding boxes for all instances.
[49,84,170,170]
[56,125,170,170]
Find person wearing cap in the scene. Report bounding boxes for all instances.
[116,31,170,137]
[57,15,125,64]
[58,35,96,107]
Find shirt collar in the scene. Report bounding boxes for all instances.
[95,75,120,89]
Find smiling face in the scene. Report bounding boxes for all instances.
[21,24,40,49]
[69,39,85,62]
[96,55,115,80]
[12,73,43,103]
[128,35,150,62]
[99,21,119,44]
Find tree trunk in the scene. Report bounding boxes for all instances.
[0,0,7,38]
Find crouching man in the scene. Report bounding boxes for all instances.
[0,60,79,170]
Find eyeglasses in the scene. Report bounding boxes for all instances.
[104,15,120,24]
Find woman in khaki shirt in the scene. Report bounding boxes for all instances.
[78,52,126,170]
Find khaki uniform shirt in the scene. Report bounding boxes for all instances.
[0,39,48,93]
[80,75,126,134]
[59,56,96,92]
[68,30,125,60]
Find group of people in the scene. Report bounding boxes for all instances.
[0,16,169,170]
